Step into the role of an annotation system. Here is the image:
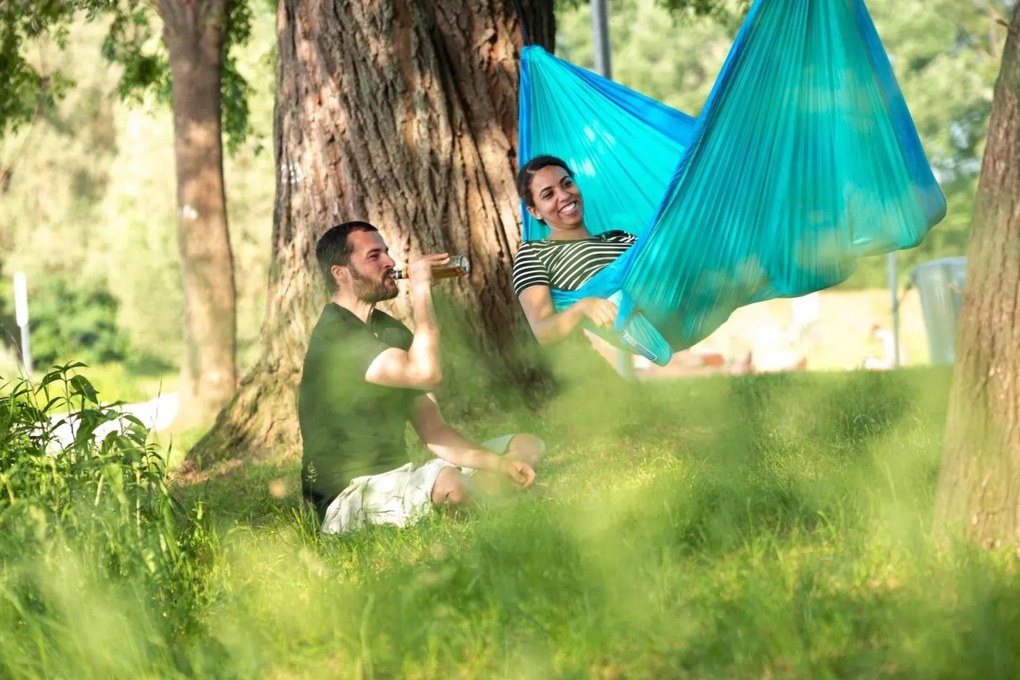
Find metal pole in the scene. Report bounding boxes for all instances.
[591,0,612,79]
[888,252,900,368]
[590,0,634,379]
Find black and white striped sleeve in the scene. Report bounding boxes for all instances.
[512,243,550,296]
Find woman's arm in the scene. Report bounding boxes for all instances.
[518,285,619,345]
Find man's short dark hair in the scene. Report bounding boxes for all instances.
[316,221,378,294]
[515,155,574,208]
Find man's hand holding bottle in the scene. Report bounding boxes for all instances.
[392,253,470,284]
[404,253,450,291]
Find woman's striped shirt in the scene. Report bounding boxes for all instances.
[512,230,636,295]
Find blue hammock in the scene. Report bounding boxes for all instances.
[517,0,946,365]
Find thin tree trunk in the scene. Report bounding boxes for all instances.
[185,0,554,470]
[934,6,1020,548]
[158,0,238,427]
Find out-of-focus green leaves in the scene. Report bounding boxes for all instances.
[27,275,129,368]
[0,0,74,136]
[222,0,254,152]
[0,5,275,372]
[867,0,1012,182]
[1,0,254,149]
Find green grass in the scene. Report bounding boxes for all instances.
[58,360,177,404]
[4,365,1020,678]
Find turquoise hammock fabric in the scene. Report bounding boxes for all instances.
[517,0,946,365]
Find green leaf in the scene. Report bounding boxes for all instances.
[68,374,100,404]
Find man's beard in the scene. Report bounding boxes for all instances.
[349,263,398,303]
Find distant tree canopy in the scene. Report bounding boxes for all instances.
[0,0,254,147]
[1,0,266,424]
[0,1,74,137]
[0,11,275,376]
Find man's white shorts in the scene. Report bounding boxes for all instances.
[320,434,515,534]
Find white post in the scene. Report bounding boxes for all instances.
[13,271,32,374]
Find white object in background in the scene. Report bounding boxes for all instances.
[788,292,821,347]
[790,292,820,328]
[13,272,31,374]
[13,272,28,326]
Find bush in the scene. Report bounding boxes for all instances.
[0,364,207,657]
[27,276,128,367]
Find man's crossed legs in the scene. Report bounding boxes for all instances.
[321,433,545,534]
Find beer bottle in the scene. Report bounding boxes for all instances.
[390,254,471,280]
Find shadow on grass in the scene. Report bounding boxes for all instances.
[173,458,307,533]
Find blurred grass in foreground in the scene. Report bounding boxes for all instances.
[4,365,1020,678]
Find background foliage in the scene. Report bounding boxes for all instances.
[27,276,127,367]
[0,0,1011,375]
[0,12,275,376]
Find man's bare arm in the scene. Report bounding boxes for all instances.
[411,394,535,488]
[365,254,447,389]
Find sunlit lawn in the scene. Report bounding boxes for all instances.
[0,360,176,406]
[5,364,1020,678]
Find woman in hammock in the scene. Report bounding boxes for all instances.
[512,155,637,344]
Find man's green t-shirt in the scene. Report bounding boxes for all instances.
[299,303,423,517]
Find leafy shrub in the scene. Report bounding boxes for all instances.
[26,276,128,367]
[0,364,205,640]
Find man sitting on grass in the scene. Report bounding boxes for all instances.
[299,221,545,534]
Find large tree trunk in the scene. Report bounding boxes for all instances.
[158,0,238,428]
[934,6,1020,547]
[184,0,554,470]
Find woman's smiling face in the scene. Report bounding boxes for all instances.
[526,165,586,234]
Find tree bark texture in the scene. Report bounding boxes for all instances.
[158,0,239,427]
[186,0,555,469]
[934,6,1020,548]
